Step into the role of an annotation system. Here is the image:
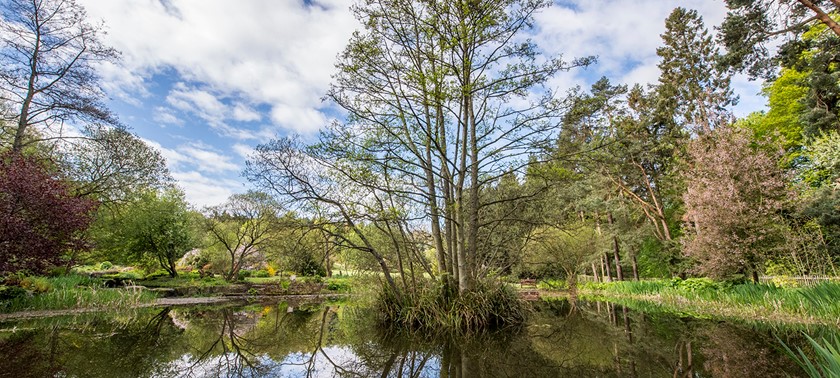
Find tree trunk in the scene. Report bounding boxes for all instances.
[592,262,600,282]
[608,213,624,281]
[13,23,41,152]
[603,253,613,282]
[631,254,639,281]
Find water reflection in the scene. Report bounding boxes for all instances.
[0,299,830,377]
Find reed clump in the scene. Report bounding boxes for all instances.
[376,277,528,335]
[781,333,840,378]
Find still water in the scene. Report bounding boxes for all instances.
[0,298,832,377]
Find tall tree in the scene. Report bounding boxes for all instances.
[719,0,840,78]
[682,125,789,282]
[61,125,171,204]
[248,0,592,295]
[0,0,119,152]
[658,7,735,134]
[0,152,97,274]
[103,188,194,277]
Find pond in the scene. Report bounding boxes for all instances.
[0,298,833,377]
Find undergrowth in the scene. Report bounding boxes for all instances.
[376,278,528,335]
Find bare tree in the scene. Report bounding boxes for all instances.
[0,0,120,152]
[205,191,278,282]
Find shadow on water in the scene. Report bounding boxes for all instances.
[0,298,834,377]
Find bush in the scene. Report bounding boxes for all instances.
[537,279,567,290]
[99,261,113,270]
[144,270,170,279]
[238,270,253,280]
[19,277,52,293]
[326,279,352,292]
[672,277,722,292]
[0,285,27,301]
[252,269,270,278]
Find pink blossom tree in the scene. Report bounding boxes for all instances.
[682,125,789,282]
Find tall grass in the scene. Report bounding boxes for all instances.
[580,279,840,324]
[0,274,157,313]
[376,277,528,335]
[781,334,840,378]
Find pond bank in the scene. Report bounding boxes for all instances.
[574,279,840,327]
[0,293,353,321]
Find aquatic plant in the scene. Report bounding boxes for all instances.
[781,333,840,378]
[376,278,528,335]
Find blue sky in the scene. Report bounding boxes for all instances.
[78,0,768,208]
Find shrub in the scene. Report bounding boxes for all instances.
[252,269,270,278]
[0,285,27,301]
[265,264,277,277]
[99,261,113,270]
[537,279,567,290]
[19,277,52,293]
[675,277,721,292]
[326,279,352,292]
[238,270,253,280]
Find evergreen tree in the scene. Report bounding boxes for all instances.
[657,8,735,134]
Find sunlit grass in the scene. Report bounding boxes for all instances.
[0,275,157,313]
[580,279,840,325]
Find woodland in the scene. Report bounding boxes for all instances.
[1,0,840,340]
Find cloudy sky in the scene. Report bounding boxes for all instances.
[76,0,767,208]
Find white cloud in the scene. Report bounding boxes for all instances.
[270,105,328,134]
[231,143,253,161]
[166,83,227,122]
[142,138,244,207]
[152,106,184,126]
[80,0,358,134]
[179,145,239,173]
[171,171,242,208]
[232,103,261,122]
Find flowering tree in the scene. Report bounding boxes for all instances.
[682,125,789,281]
[0,152,97,274]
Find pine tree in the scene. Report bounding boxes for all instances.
[657,8,735,134]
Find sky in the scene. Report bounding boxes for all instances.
[76,0,768,208]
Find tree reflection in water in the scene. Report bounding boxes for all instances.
[0,299,831,377]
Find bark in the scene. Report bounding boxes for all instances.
[604,253,613,282]
[608,213,624,281]
[798,0,840,38]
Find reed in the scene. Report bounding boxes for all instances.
[376,277,528,335]
[781,333,840,378]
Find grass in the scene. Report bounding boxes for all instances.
[134,274,229,288]
[377,277,528,335]
[579,278,840,325]
[781,334,840,378]
[0,274,157,313]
